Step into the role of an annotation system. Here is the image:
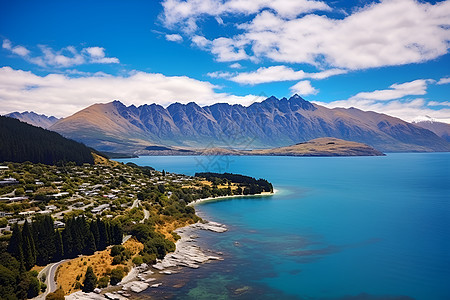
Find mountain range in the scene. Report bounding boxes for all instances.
[4,111,59,129]
[47,95,450,153]
[413,120,450,142]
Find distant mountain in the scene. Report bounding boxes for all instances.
[413,120,450,142]
[0,116,94,165]
[135,138,384,157]
[5,111,59,129]
[50,95,450,153]
[250,137,384,156]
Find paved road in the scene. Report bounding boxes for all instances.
[140,209,149,224]
[131,199,140,209]
[35,259,68,299]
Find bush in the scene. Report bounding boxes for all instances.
[41,283,47,292]
[46,288,65,300]
[0,217,7,228]
[112,255,122,265]
[97,276,109,288]
[132,256,143,266]
[110,267,124,286]
[110,245,124,257]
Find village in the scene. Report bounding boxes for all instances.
[0,161,200,236]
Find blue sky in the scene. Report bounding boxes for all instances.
[0,0,449,122]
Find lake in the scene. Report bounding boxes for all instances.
[117,153,450,300]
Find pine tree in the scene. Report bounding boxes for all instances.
[97,218,107,250]
[22,220,36,270]
[82,266,97,292]
[8,223,24,270]
[62,218,73,257]
[89,221,100,250]
[84,232,96,255]
[113,224,123,245]
[54,229,64,260]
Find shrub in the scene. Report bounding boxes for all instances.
[132,256,143,266]
[110,267,124,286]
[97,276,109,288]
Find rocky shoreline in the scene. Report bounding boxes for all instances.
[66,221,227,300]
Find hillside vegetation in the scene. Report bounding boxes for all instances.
[0,116,94,165]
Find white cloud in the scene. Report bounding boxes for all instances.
[350,79,432,101]
[437,77,450,85]
[11,46,30,57]
[0,67,264,118]
[165,34,183,42]
[428,101,450,107]
[207,71,235,79]
[2,39,119,68]
[229,63,242,69]
[2,39,12,50]
[230,65,347,84]
[290,80,318,96]
[313,79,450,123]
[163,0,450,70]
[160,0,331,33]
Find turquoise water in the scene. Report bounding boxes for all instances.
[117,153,450,300]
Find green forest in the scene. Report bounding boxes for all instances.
[195,172,273,194]
[0,116,94,165]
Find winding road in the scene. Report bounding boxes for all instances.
[35,259,68,299]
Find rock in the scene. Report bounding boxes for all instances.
[151,283,162,288]
[122,281,149,293]
[104,293,127,300]
[93,288,101,294]
[145,278,156,283]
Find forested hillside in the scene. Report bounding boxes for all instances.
[0,116,94,165]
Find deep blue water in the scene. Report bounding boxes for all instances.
[117,153,450,300]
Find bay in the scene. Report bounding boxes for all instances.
[117,153,450,300]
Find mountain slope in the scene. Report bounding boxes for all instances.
[0,116,94,165]
[5,111,59,129]
[50,95,450,153]
[413,120,450,142]
[250,138,384,156]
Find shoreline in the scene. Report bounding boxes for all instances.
[189,189,278,206]
[65,189,277,299]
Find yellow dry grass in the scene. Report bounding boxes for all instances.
[92,153,119,166]
[55,238,143,295]
[155,217,193,242]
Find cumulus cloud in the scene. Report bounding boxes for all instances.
[313,79,450,123]
[165,34,183,42]
[0,67,264,118]
[290,80,318,96]
[229,63,242,69]
[230,65,347,84]
[161,0,450,70]
[160,0,331,32]
[350,79,432,101]
[2,39,30,57]
[2,39,119,68]
[437,77,450,85]
[428,101,450,107]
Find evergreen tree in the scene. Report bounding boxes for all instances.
[33,215,56,265]
[7,223,24,270]
[82,266,97,292]
[22,220,36,270]
[113,224,123,245]
[54,230,64,260]
[97,218,107,250]
[84,232,96,255]
[89,221,100,249]
[62,218,73,257]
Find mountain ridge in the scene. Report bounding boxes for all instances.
[49,95,450,153]
[4,111,59,129]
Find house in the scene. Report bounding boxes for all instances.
[54,221,65,228]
